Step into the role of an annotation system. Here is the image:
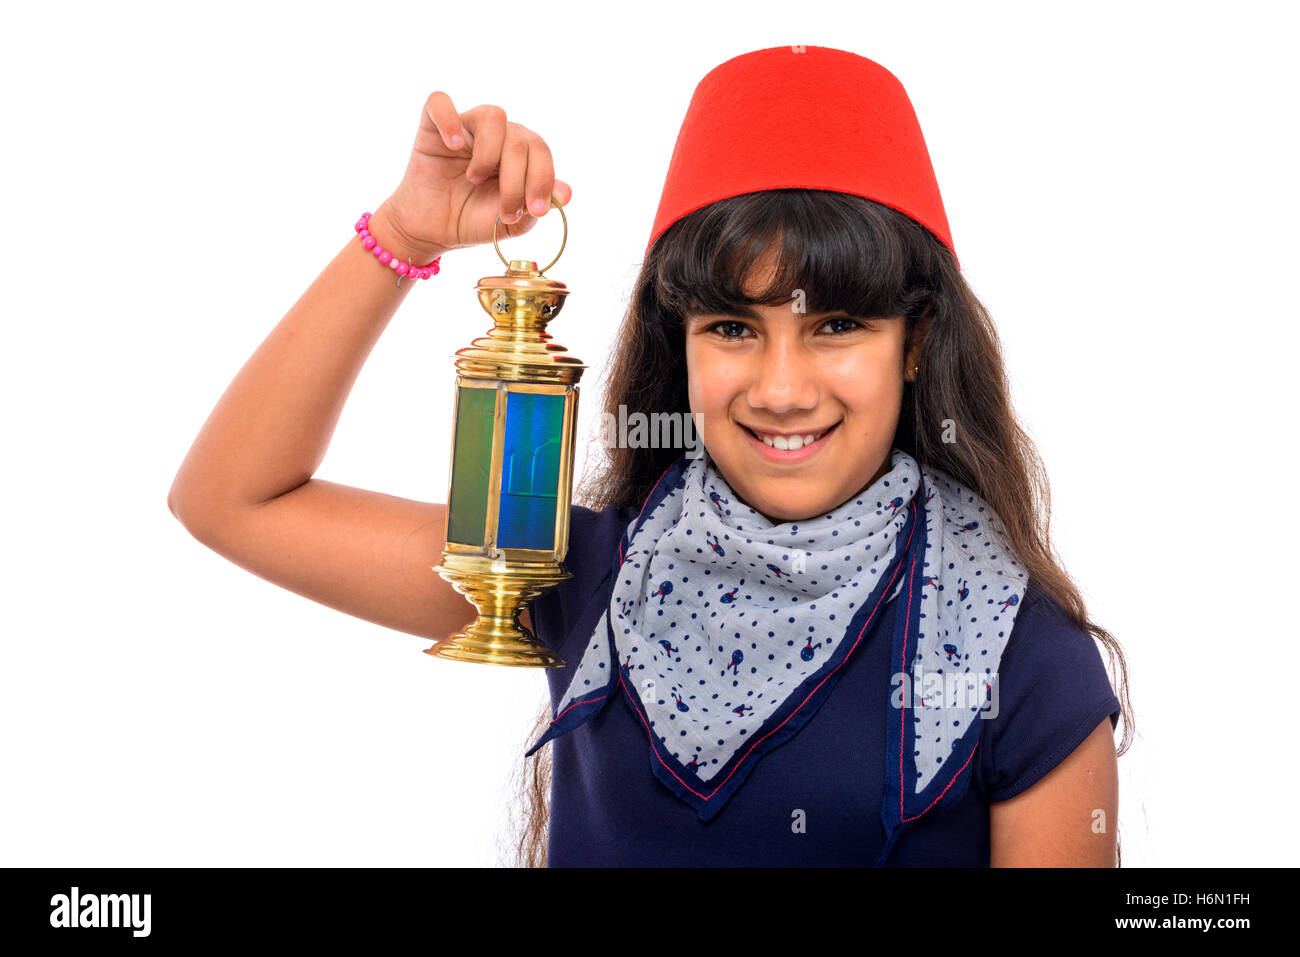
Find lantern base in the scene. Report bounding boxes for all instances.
[426,620,563,668]
[428,553,570,668]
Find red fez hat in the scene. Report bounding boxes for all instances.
[645,45,957,268]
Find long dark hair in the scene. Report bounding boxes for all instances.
[508,188,1134,867]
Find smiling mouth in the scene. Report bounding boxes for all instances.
[741,422,839,451]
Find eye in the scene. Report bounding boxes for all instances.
[703,319,753,340]
[818,316,865,335]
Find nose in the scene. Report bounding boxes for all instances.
[745,335,819,415]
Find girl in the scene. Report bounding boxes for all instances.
[169,45,1132,868]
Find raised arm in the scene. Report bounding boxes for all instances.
[165,202,482,641]
[167,92,571,643]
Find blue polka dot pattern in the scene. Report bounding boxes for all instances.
[534,446,1027,812]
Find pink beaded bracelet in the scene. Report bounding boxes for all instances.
[354,211,442,287]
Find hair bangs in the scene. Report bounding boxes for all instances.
[650,189,933,325]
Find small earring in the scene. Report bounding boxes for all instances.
[912,365,920,376]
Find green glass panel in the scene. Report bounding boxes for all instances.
[446,386,496,545]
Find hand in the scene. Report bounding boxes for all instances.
[377,91,573,263]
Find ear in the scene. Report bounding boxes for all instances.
[904,304,933,382]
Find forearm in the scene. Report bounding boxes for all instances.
[168,202,447,525]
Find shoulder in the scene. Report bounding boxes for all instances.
[998,581,1100,677]
[973,580,1121,803]
[569,502,635,559]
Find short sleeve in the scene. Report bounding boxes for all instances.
[528,503,629,656]
[973,585,1121,803]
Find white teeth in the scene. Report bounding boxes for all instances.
[755,431,823,451]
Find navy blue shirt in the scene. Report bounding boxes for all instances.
[530,503,1121,867]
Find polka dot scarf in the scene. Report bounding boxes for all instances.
[528,446,1028,847]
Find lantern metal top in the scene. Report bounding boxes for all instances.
[493,195,567,275]
[460,200,583,386]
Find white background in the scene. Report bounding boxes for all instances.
[3,0,1296,867]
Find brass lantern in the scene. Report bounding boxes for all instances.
[426,200,584,668]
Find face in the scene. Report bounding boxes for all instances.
[684,251,923,523]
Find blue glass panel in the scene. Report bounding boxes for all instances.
[496,391,564,550]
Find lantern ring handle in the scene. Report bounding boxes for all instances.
[493,195,567,276]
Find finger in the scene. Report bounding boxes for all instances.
[462,104,507,186]
[552,179,573,208]
[421,91,472,152]
[521,132,555,218]
[497,125,531,224]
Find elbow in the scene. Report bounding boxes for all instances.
[167,488,194,538]
[167,483,205,539]
[167,474,190,523]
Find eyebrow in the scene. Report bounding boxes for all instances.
[690,304,848,322]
